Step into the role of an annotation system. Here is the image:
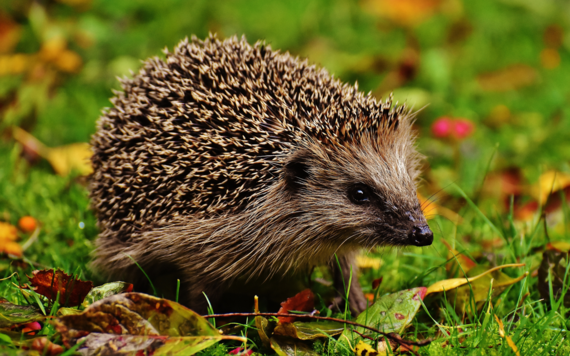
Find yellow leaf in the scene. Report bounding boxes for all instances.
[547,241,570,253]
[40,37,67,62]
[0,222,18,241]
[530,170,570,203]
[356,255,383,270]
[0,222,22,257]
[3,241,22,257]
[417,192,462,222]
[54,49,82,73]
[494,315,521,356]
[540,48,560,69]
[441,240,477,275]
[13,127,92,176]
[426,263,525,296]
[46,143,93,176]
[0,54,32,76]
[355,340,383,356]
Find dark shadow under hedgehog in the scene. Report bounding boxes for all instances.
[90,34,433,315]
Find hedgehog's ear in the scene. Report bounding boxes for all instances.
[283,152,311,191]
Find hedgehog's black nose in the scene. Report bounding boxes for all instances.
[408,224,433,246]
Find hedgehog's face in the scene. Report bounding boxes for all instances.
[282,139,433,249]
[343,181,433,247]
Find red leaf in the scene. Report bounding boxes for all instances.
[28,269,93,307]
[277,289,315,323]
[372,277,383,290]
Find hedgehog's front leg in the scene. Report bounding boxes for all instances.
[332,252,368,315]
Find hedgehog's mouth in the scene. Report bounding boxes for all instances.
[367,223,433,247]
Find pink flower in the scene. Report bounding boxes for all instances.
[453,118,475,139]
[431,117,453,138]
[229,347,253,355]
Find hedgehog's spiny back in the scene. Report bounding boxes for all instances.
[90,35,404,241]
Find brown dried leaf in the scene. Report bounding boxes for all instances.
[477,64,538,92]
[277,289,315,324]
[27,269,93,307]
[54,293,244,355]
[0,12,22,54]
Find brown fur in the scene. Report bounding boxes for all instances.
[90,35,431,314]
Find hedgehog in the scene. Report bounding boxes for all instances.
[90,34,433,315]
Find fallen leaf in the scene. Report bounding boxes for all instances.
[277,289,315,323]
[426,263,525,295]
[13,127,93,176]
[547,241,570,253]
[441,240,477,277]
[0,222,17,241]
[270,335,320,356]
[81,281,133,307]
[417,192,462,222]
[0,222,21,257]
[0,299,45,328]
[354,340,382,355]
[372,277,383,290]
[356,255,383,270]
[0,53,33,76]
[477,64,538,92]
[27,269,93,307]
[273,321,344,340]
[530,170,570,204]
[0,12,21,53]
[54,49,82,73]
[514,201,539,221]
[494,315,521,356]
[362,0,441,27]
[444,265,529,313]
[540,48,560,69]
[342,287,426,345]
[46,143,93,176]
[55,293,244,355]
[40,37,67,63]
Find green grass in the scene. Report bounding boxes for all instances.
[1,0,570,354]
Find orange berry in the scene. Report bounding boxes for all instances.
[18,216,37,233]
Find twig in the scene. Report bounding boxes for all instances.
[203,312,432,350]
[22,227,41,251]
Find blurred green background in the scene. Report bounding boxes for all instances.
[1,0,570,273]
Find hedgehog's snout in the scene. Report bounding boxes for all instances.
[408,224,433,246]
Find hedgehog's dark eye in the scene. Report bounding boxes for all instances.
[348,184,372,205]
